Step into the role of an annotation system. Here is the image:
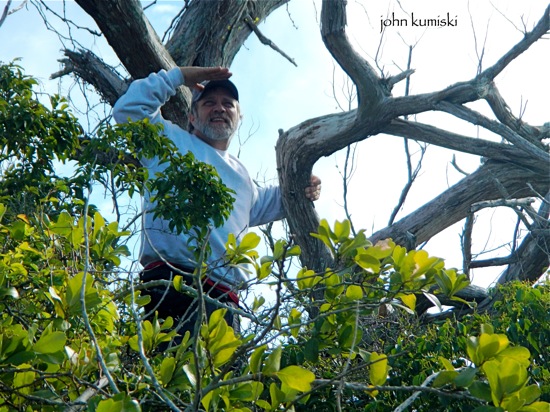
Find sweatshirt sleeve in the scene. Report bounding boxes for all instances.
[249,184,285,227]
[113,68,185,124]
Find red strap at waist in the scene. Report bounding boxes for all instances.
[143,262,239,305]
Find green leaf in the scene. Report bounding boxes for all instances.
[230,383,254,401]
[497,357,528,396]
[160,357,176,386]
[518,402,550,412]
[252,296,266,311]
[263,346,282,375]
[345,285,363,301]
[433,370,459,388]
[269,382,286,408]
[482,360,504,403]
[333,219,351,241]
[304,338,319,363]
[454,367,477,388]
[276,365,315,392]
[365,239,394,259]
[398,293,416,311]
[297,268,319,290]
[96,393,141,412]
[258,261,272,280]
[239,232,261,251]
[33,331,66,354]
[255,399,272,410]
[324,272,344,301]
[469,381,493,402]
[517,384,541,406]
[13,365,35,396]
[439,356,455,371]
[369,352,388,387]
[354,250,381,273]
[497,346,531,369]
[250,345,267,374]
[479,333,510,362]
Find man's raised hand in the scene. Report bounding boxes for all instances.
[180,66,232,91]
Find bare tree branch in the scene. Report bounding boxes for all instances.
[277,0,549,287]
[51,49,128,106]
[369,160,549,248]
[471,197,536,213]
[462,214,474,276]
[485,83,548,144]
[0,0,12,28]
[0,0,28,28]
[437,101,549,164]
[244,15,297,67]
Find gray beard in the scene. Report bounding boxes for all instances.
[194,118,237,142]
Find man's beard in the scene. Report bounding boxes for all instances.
[193,116,237,142]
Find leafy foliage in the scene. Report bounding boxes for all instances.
[0,63,549,411]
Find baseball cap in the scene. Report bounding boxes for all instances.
[191,79,239,103]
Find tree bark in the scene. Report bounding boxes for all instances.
[276,0,549,289]
[369,161,549,247]
[71,0,288,128]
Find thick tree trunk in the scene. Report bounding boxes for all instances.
[72,0,288,127]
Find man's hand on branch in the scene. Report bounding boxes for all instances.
[180,66,232,91]
[305,175,322,201]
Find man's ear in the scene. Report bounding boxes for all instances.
[188,112,196,125]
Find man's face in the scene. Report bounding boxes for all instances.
[189,87,240,148]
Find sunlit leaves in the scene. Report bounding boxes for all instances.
[32,331,66,355]
[276,365,315,392]
[367,352,389,397]
[225,232,261,265]
[263,346,282,375]
[202,309,241,368]
[435,268,471,302]
[310,219,371,260]
[95,393,140,412]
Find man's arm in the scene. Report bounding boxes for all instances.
[112,67,232,124]
[250,175,322,227]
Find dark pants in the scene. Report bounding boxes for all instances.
[140,264,239,340]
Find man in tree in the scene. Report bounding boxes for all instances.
[113,66,321,333]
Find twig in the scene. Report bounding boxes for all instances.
[80,177,120,395]
[471,197,535,212]
[0,0,27,28]
[130,280,183,411]
[64,377,109,412]
[461,214,474,276]
[310,378,484,404]
[0,0,12,28]
[451,154,470,177]
[437,102,549,165]
[335,301,361,412]
[244,16,297,67]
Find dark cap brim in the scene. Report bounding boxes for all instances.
[192,79,239,103]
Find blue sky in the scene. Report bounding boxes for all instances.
[1,0,548,288]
